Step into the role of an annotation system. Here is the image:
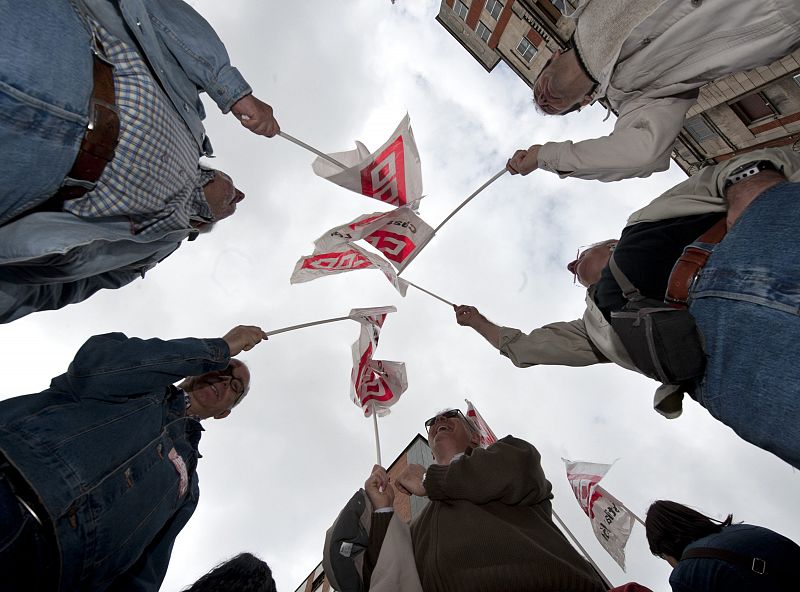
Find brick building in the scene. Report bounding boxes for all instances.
[436,0,800,174]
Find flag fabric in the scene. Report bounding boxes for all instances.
[349,307,407,417]
[314,203,434,272]
[312,114,423,207]
[464,399,498,448]
[290,243,409,296]
[562,459,635,570]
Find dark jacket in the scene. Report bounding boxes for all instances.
[0,332,230,591]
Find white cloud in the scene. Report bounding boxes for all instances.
[1,2,797,591]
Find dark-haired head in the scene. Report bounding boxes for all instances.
[183,552,276,592]
[645,500,733,562]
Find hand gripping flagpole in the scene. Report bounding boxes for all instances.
[552,510,613,589]
[279,130,456,308]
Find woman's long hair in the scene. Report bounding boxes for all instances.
[645,500,733,559]
[183,553,276,592]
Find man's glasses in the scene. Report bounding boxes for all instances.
[214,366,246,404]
[424,409,465,431]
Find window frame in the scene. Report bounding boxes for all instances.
[476,21,492,43]
[485,0,503,20]
[516,37,537,63]
[453,0,469,20]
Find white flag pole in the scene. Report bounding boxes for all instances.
[264,315,352,337]
[631,510,646,529]
[279,131,348,169]
[397,167,507,276]
[404,280,454,307]
[433,167,508,235]
[372,412,382,466]
[552,509,613,589]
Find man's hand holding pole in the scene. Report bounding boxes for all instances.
[223,325,269,356]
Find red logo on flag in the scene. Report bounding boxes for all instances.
[570,477,604,518]
[360,136,407,206]
[301,249,374,271]
[365,230,416,264]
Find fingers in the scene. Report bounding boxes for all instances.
[231,95,280,137]
[223,325,268,356]
[506,149,527,175]
[454,305,478,326]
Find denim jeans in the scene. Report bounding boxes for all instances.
[0,0,93,225]
[0,469,56,591]
[689,181,800,469]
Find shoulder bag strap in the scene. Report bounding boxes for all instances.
[608,253,644,302]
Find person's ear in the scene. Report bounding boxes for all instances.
[213,409,231,420]
[470,432,481,447]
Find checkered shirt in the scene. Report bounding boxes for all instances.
[63,23,212,236]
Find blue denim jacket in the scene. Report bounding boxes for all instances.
[83,0,252,155]
[0,212,191,324]
[0,333,230,591]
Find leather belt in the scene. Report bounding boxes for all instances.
[665,218,727,308]
[24,44,120,215]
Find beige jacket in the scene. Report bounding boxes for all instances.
[501,146,800,417]
[537,0,800,182]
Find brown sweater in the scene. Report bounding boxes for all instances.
[368,436,606,592]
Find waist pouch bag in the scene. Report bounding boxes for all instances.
[606,255,706,384]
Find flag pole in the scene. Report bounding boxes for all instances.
[372,412,382,466]
[552,509,613,589]
[631,510,646,529]
[279,131,348,170]
[433,167,508,234]
[404,280,454,306]
[397,168,507,276]
[264,315,352,337]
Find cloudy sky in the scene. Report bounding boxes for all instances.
[3,1,798,590]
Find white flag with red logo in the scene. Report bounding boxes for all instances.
[349,306,407,417]
[563,459,635,570]
[312,114,423,207]
[464,399,498,448]
[290,243,409,296]
[314,203,434,272]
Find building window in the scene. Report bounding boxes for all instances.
[453,0,469,20]
[485,0,503,20]
[516,37,537,63]
[476,21,491,43]
[684,114,718,144]
[794,73,800,88]
[730,92,777,125]
[551,0,578,13]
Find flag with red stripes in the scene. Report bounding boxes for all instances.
[563,459,635,570]
[464,399,498,448]
[311,114,423,207]
[314,203,433,272]
[348,306,407,417]
[290,243,409,296]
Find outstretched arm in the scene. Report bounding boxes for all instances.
[524,95,695,182]
[423,436,552,506]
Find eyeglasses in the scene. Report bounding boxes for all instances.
[424,409,466,431]
[215,366,246,405]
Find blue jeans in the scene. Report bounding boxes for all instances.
[0,468,56,591]
[689,181,800,469]
[0,0,93,225]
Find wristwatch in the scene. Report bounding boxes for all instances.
[723,160,777,189]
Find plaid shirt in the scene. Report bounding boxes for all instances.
[64,23,212,236]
